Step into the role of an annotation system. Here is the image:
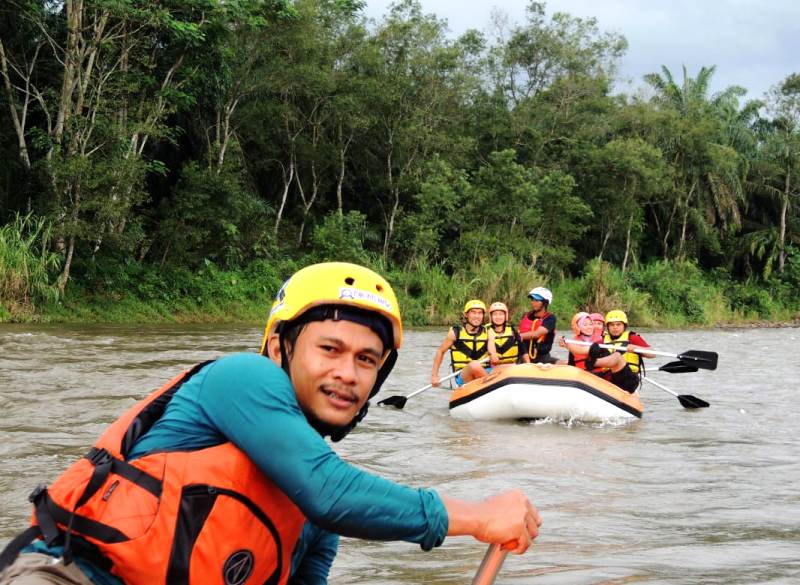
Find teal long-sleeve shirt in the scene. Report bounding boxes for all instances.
[27,353,449,584]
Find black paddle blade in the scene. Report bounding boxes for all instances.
[677,394,710,409]
[377,395,408,409]
[660,361,699,374]
[678,350,718,370]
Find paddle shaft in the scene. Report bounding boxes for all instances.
[471,544,508,585]
[641,375,680,398]
[405,369,461,400]
[641,376,710,408]
[409,357,491,399]
[566,339,659,356]
[566,340,717,369]
[378,358,490,408]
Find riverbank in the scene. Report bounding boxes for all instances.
[3,256,798,329]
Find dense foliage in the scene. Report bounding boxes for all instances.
[1,0,798,323]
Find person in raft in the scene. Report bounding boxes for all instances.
[558,312,603,368]
[518,287,558,364]
[0,263,542,585]
[589,312,605,338]
[560,309,654,393]
[602,309,654,381]
[486,302,529,366]
[431,299,492,387]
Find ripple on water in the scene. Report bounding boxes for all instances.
[2,325,798,583]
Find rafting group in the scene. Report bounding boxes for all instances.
[430,288,654,396]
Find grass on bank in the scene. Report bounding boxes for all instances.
[2,221,799,327]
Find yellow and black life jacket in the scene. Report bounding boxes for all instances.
[2,362,306,585]
[449,325,488,371]
[603,330,642,373]
[491,325,521,364]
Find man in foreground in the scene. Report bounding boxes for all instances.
[0,263,541,585]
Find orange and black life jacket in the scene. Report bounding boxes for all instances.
[1,362,306,585]
[520,311,555,359]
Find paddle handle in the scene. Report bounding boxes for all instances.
[471,544,508,585]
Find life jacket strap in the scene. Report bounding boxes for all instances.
[0,526,41,571]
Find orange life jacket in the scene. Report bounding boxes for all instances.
[520,311,554,359]
[25,362,306,585]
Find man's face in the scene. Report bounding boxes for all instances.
[608,321,626,337]
[466,308,485,327]
[271,319,384,427]
[529,298,544,312]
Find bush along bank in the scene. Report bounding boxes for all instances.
[5,255,798,329]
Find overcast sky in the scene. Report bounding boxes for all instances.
[364,0,800,102]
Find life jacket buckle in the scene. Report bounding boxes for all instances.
[28,483,48,504]
[86,447,112,467]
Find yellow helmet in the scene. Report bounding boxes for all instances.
[463,299,486,314]
[260,262,403,354]
[605,309,628,325]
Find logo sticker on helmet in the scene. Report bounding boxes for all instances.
[339,287,392,311]
[223,550,255,585]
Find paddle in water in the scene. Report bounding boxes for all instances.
[377,369,461,409]
[378,358,490,409]
[642,376,710,408]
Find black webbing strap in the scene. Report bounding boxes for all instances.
[0,483,62,572]
[84,448,162,498]
[0,526,41,571]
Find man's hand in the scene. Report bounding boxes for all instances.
[443,490,542,555]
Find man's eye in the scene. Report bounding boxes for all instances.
[358,354,378,367]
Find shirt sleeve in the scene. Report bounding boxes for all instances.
[196,353,448,550]
[629,333,650,347]
[290,522,338,585]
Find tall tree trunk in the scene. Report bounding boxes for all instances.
[0,39,36,169]
[779,167,790,273]
[274,155,295,239]
[382,187,400,262]
[335,123,352,217]
[622,214,633,273]
[598,227,612,262]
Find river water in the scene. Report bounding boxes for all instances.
[1,324,798,584]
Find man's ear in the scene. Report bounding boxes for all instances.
[266,334,282,365]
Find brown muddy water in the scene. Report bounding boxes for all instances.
[1,324,798,584]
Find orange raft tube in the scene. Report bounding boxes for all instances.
[448,363,644,422]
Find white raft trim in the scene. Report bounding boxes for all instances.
[448,364,643,422]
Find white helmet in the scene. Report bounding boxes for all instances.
[527,287,553,304]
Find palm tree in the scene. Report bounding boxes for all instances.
[644,65,747,260]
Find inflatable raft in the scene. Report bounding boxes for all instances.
[448,363,644,422]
